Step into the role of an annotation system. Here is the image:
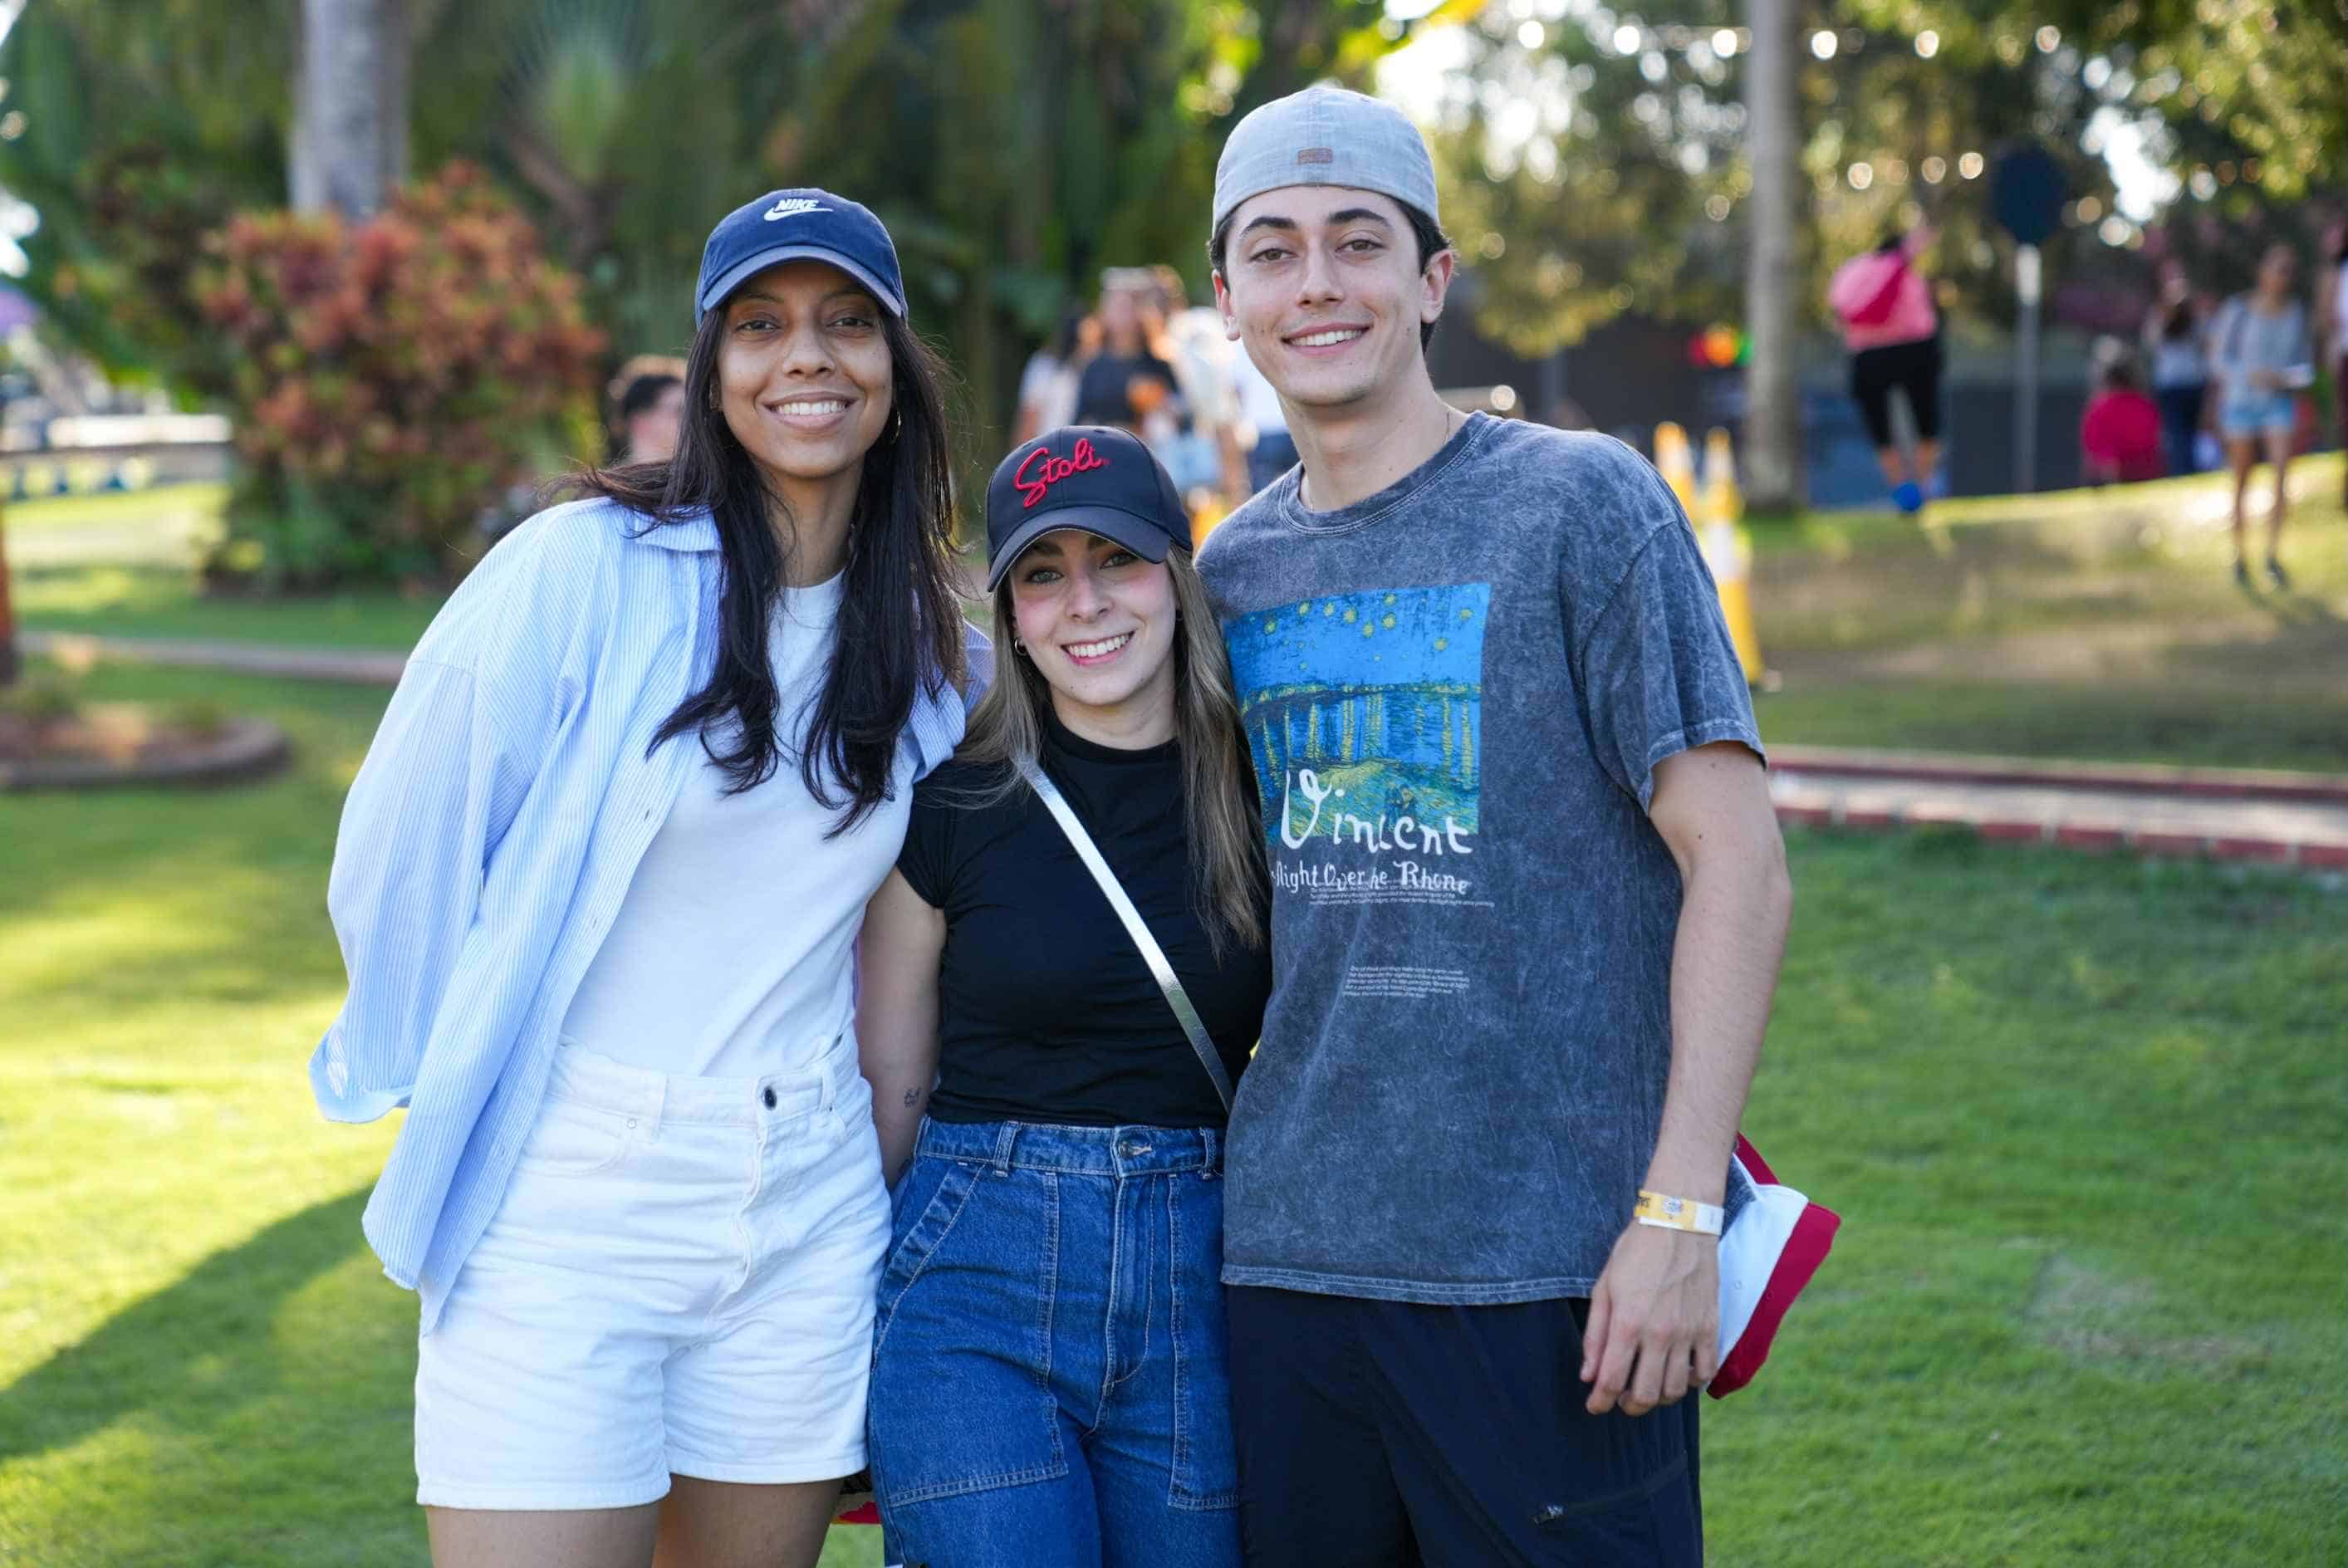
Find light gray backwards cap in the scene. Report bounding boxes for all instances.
[1211,86,1440,239]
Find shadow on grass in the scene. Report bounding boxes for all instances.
[0,1186,378,1464]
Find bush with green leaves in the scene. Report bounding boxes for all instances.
[196,164,604,589]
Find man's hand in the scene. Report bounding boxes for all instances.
[1580,1222,1719,1416]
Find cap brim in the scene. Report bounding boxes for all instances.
[984,506,1175,592]
[698,246,907,321]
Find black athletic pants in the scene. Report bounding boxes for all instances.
[1848,334,1944,448]
[1225,1286,1703,1568]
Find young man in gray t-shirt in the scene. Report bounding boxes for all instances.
[1197,87,1792,1565]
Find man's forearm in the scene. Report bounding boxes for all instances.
[1642,843,1792,1203]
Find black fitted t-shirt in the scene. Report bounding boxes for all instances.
[895,716,1268,1128]
[1072,352,1181,430]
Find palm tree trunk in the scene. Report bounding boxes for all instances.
[1742,0,1801,512]
[291,0,409,218]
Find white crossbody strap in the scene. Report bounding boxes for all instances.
[1017,757,1235,1113]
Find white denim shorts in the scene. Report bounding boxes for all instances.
[414,1040,890,1511]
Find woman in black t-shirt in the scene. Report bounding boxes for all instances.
[1071,271,1184,434]
[859,426,1267,1568]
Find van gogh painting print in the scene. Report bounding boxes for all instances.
[1223,584,1488,863]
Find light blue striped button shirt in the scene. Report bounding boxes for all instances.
[311,497,988,1330]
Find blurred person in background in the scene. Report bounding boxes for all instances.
[1828,223,1943,513]
[2320,218,2348,508]
[2211,242,2316,590]
[1073,268,1183,439]
[1154,266,1252,510]
[1014,311,1090,445]
[606,355,689,466]
[317,189,981,1568]
[2080,345,2166,486]
[1227,341,1297,494]
[2142,262,2212,478]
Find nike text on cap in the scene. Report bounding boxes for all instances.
[983,426,1191,593]
[695,188,908,324]
[1210,86,1441,238]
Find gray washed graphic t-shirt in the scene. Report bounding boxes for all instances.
[1197,413,1762,1305]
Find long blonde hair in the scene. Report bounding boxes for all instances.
[956,546,1267,958]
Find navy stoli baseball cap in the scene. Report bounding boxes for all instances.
[695,188,907,324]
[984,426,1191,592]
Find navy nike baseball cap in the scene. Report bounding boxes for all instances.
[695,188,907,324]
[984,426,1191,592]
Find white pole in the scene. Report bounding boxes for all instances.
[2012,242,2042,493]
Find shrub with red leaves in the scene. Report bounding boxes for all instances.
[196,164,605,588]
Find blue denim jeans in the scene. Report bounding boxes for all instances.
[868,1118,1242,1568]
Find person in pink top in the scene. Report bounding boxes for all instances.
[2079,354,2166,486]
[1829,225,1942,512]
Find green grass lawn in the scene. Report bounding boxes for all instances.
[2,483,228,537]
[14,462,2348,771]
[1754,679,2348,774]
[14,562,443,651]
[7,483,442,649]
[3,664,2341,1566]
[1748,454,2348,771]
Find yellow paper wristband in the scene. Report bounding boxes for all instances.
[1635,1189,1725,1236]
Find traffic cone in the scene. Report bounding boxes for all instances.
[1698,427,1770,689]
[1652,422,1699,517]
[1189,486,1230,546]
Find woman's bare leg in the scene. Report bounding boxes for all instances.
[2262,429,2292,566]
[2227,437,2257,570]
[654,1476,842,1568]
[429,1504,661,1568]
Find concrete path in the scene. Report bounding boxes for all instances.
[22,630,2348,869]
[21,630,409,685]
[1769,745,2348,869]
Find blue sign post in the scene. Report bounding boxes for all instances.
[1990,143,2067,492]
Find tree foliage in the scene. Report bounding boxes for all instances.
[1848,0,2348,202]
[1,0,1458,477]
[1431,2,1747,355]
[197,164,604,586]
[1433,0,2186,355]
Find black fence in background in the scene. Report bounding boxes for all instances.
[1429,307,2329,507]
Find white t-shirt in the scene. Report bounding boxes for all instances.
[1227,345,1287,443]
[560,571,910,1080]
[1018,350,1080,434]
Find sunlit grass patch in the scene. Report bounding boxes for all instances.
[2,483,228,535]
[3,669,2341,1567]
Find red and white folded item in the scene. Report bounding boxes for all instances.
[835,1472,878,1526]
[1709,1134,1841,1399]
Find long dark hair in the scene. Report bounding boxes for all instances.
[575,305,965,833]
